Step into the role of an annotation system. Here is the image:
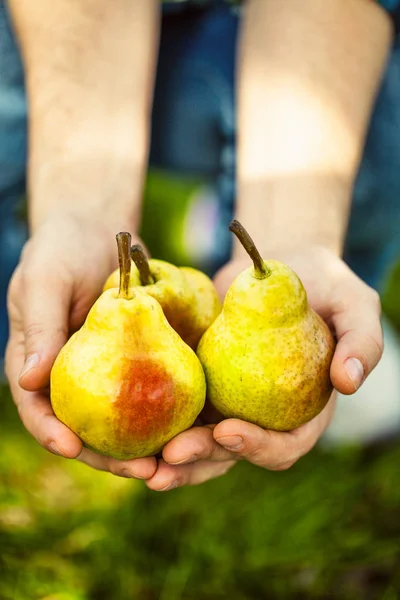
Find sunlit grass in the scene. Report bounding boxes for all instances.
[1,261,399,600]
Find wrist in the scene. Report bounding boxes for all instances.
[233,173,352,260]
[29,208,143,283]
[29,155,144,235]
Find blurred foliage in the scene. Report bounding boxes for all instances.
[1,379,400,600]
[140,169,207,268]
[382,261,400,333]
[1,179,400,599]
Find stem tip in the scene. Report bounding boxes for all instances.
[116,232,133,299]
[229,220,270,278]
[130,244,155,286]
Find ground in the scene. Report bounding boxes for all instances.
[0,262,399,600]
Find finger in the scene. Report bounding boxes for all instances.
[77,448,158,480]
[5,335,83,458]
[213,396,336,470]
[330,286,383,394]
[145,459,236,491]
[162,426,236,465]
[16,264,72,391]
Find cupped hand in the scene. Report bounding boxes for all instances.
[145,247,383,491]
[5,212,157,481]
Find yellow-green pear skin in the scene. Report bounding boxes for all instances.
[50,288,206,459]
[104,260,220,349]
[197,260,335,431]
[179,267,221,349]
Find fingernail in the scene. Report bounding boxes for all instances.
[48,441,64,456]
[168,454,198,465]
[158,481,179,492]
[215,435,244,451]
[19,353,40,380]
[344,357,364,390]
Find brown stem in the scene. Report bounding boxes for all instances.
[116,232,133,299]
[130,244,155,285]
[229,220,270,279]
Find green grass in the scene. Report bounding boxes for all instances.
[1,385,400,600]
[1,263,400,600]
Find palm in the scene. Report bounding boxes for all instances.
[144,248,382,490]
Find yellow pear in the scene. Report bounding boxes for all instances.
[103,247,221,349]
[179,267,222,349]
[197,221,335,431]
[51,233,206,459]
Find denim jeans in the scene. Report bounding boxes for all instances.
[1,2,400,357]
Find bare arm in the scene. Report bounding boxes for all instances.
[9,0,159,232]
[235,0,392,257]
[5,0,161,478]
[146,0,392,491]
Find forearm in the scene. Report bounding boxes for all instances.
[9,0,159,233]
[235,0,392,257]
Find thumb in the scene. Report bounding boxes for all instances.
[331,290,383,394]
[213,419,307,471]
[330,290,383,395]
[19,270,71,391]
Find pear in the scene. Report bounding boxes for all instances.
[103,247,221,349]
[51,232,206,459]
[179,267,222,349]
[197,220,335,431]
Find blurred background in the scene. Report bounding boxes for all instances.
[1,169,400,600]
[1,0,400,596]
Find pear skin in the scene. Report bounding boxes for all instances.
[51,233,206,460]
[104,256,220,349]
[51,289,206,459]
[179,267,221,349]
[197,222,335,432]
[103,258,195,343]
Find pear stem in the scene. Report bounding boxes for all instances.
[116,232,133,299]
[130,244,155,285]
[229,219,271,279]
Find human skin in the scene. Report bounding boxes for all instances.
[5,0,390,484]
[145,0,391,491]
[5,0,161,479]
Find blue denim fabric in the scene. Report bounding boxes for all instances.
[0,3,28,359]
[152,3,400,285]
[1,1,400,358]
[150,4,237,272]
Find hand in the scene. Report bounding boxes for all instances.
[145,247,383,491]
[5,212,157,481]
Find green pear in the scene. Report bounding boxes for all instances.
[51,233,206,459]
[103,246,221,349]
[197,220,335,431]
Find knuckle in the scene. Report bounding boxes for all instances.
[24,323,47,341]
[25,322,69,343]
[246,445,267,463]
[42,437,57,453]
[109,463,131,478]
[21,266,45,288]
[369,288,382,312]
